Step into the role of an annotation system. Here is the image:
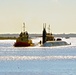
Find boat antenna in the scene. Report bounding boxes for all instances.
[45,23,46,29]
[43,23,46,29]
[23,22,25,32]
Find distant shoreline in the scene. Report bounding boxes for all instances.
[0,33,76,40]
[0,37,16,40]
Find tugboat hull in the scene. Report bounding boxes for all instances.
[14,42,30,47]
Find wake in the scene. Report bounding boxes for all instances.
[0,56,76,60]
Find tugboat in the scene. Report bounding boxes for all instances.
[14,23,33,47]
[42,23,70,47]
[42,23,55,44]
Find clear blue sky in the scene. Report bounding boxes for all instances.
[0,0,76,34]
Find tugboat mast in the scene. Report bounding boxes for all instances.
[23,22,25,32]
[48,24,53,35]
[48,25,50,33]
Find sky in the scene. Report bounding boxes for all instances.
[0,0,76,34]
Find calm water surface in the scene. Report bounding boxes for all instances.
[0,38,76,75]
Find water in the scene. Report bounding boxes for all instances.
[0,38,76,75]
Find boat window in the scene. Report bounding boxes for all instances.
[21,38,23,41]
